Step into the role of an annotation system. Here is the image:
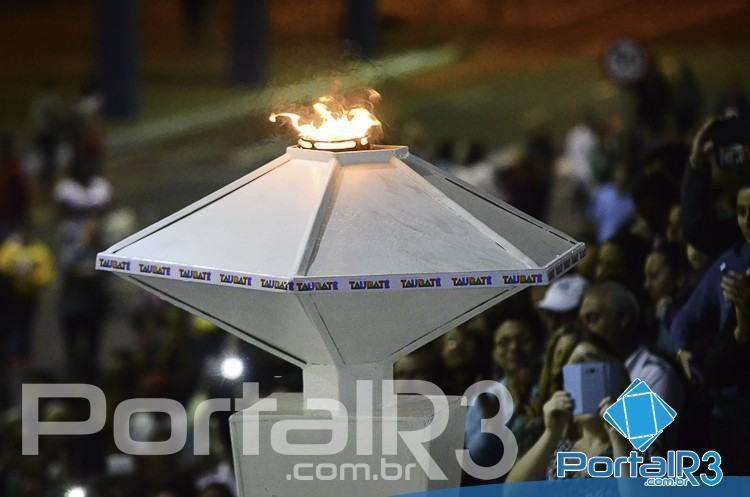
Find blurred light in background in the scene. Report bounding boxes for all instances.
[220,357,245,380]
[64,487,86,497]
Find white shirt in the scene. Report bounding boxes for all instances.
[54,176,112,211]
[625,345,684,412]
[563,124,597,185]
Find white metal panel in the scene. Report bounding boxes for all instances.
[130,276,334,365]
[401,153,578,267]
[310,288,504,364]
[307,161,526,276]
[116,158,335,277]
[107,153,291,254]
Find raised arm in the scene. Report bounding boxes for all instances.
[506,391,572,482]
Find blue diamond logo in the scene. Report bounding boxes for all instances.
[603,378,677,452]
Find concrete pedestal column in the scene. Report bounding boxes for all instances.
[303,363,393,412]
[230,393,466,497]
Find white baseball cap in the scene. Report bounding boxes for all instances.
[537,274,588,313]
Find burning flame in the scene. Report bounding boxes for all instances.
[270,91,381,150]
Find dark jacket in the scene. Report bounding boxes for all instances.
[679,165,740,258]
[670,240,750,387]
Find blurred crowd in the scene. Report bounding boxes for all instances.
[1,51,750,496]
[399,60,750,485]
[0,83,278,497]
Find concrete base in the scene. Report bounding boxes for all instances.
[302,363,392,412]
[229,393,466,497]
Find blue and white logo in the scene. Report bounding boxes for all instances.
[558,379,722,486]
[603,378,676,451]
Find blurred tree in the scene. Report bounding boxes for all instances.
[229,0,267,88]
[96,0,140,119]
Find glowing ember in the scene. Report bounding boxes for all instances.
[270,92,381,150]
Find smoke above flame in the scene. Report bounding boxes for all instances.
[270,90,382,146]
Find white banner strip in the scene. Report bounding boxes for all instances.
[95,244,585,294]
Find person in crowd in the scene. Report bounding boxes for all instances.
[579,281,684,412]
[522,111,556,178]
[0,134,30,241]
[498,151,549,221]
[670,181,750,474]
[450,140,504,199]
[587,163,635,244]
[491,319,544,431]
[574,241,598,282]
[680,118,744,258]
[593,235,650,299]
[440,327,484,395]
[462,315,496,380]
[71,82,106,175]
[642,236,709,453]
[0,224,54,371]
[394,344,440,384]
[58,215,108,381]
[549,110,599,234]
[536,274,588,335]
[464,318,545,482]
[561,111,599,187]
[54,145,111,217]
[506,334,629,482]
[672,181,750,372]
[656,222,715,462]
[28,81,67,193]
[496,112,556,221]
[547,115,596,240]
[534,325,584,409]
[593,241,628,285]
[686,243,711,273]
[53,138,113,382]
[500,128,555,221]
[643,242,688,355]
[631,167,680,241]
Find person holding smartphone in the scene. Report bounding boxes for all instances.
[680,117,749,259]
[579,282,684,412]
[506,334,629,482]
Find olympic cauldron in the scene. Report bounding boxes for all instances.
[96,103,584,496]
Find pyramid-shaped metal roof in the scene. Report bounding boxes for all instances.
[97,146,583,367]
